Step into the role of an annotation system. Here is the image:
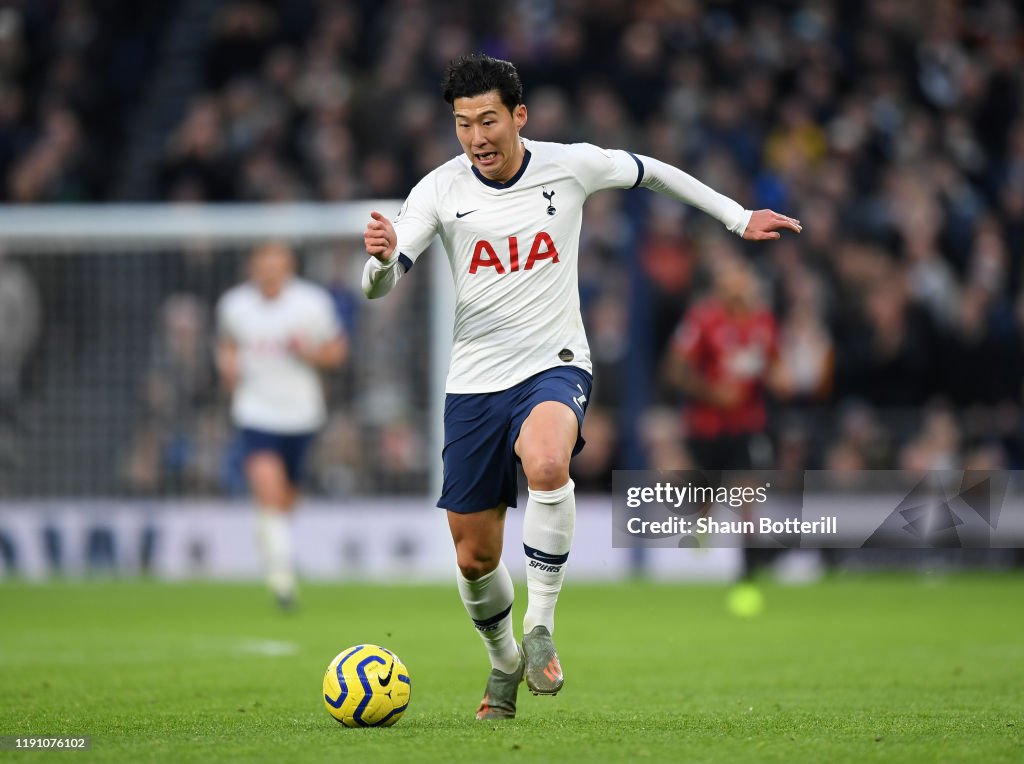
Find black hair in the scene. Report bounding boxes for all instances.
[442,53,523,113]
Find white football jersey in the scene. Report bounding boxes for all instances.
[217,277,342,432]
[391,138,645,393]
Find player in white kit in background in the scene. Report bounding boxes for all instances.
[363,54,801,719]
[217,242,346,609]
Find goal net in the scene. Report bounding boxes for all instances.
[0,202,453,501]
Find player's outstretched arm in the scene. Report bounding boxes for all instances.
[742,210,802,241]
[634,154,800,240]
[362,211,403,299]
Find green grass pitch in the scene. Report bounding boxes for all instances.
[1,575,1021,762]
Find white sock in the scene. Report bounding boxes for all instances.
[523,479,575,635]
[456,562,520,674]
[257,510,295,596]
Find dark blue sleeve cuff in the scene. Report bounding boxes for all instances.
[627,151,645,190]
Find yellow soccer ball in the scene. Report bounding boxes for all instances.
[323,644,411,727]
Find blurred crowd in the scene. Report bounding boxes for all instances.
[0,1,166,202]
[2,0,1024,495]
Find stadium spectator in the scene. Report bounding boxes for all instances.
[771,264,834,407]
[0,250,40,411]
[637,198,700,365]
[7,105,101,202]
[836,268,941,407]
[160,96,233,202]
[203,1,279,91]
[124,293,219,495]
[570,406,618,493]
[0,2,164,202]
[638,405,694,471]
[899,405,963,472]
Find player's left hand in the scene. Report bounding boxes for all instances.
[742,210,802,241]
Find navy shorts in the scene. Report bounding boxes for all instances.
[438,366,593,514]
[239,428,316,486]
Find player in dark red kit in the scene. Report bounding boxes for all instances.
[666,256,782,608]
[667,258,779,470]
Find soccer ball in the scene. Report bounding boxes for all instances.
[323,644,411,727]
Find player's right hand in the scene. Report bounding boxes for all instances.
[364,211,397,261]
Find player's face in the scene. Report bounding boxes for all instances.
[250,245,295,298]
[452,91,527,183]
[717,267,758,312]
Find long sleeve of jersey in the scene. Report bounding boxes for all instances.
[635,154,751,236]
[565,143,751,236]
[362,252,405,299]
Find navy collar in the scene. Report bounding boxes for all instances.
[471,147,531,189]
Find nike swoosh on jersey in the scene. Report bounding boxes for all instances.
[455,209,478,218]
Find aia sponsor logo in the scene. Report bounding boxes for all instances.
[468,232,559,274]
